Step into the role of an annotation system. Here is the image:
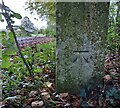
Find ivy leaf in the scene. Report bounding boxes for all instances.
[109,98,115,105]
[114,92,120,99]
[4,46,17,55]
[0,19,4,22]
[13,13,22,19]
[106,87,118,97]
[0,49,2,58]
[19,26,25,30]
[0,14,2,21]
[0,31,6,38]
[8,32,14,42]
[109,87,118,95]
[11,20,15,24]
[2,55,11,68]
[80,88,86,98]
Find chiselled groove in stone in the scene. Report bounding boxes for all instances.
[73,51,89,53]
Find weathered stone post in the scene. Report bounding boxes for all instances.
[56,2,109,94]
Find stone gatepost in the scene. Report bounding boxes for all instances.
[56,2,109,94]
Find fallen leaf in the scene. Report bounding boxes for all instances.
[103,75,112,81]
[31,101,44,108]
[64,102,71,107]
[29,91,38,98]
[41,92,50,100]
[24,98,34,106]
[0,101,5,107]
[59,93,69,101]
[110,72,120,76]
[98,97,103,106]
[45,82,54,92]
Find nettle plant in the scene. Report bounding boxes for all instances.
[0,2,55,100]
[0,4,22,76]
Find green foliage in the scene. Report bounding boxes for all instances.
[0,14,2,21]
[0,13,4,22]
[2,55,11,68]
[25,2,55,20]
[106,87,118,97]
[1,31,17,68]
[2,41,55,98]
[105,87,120,106]
[25,1,56,36]
[2,6,22,24]
[107,2,120,52]
[1,3,56,101]
[41,28,56,36]
[13,13,22,19]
